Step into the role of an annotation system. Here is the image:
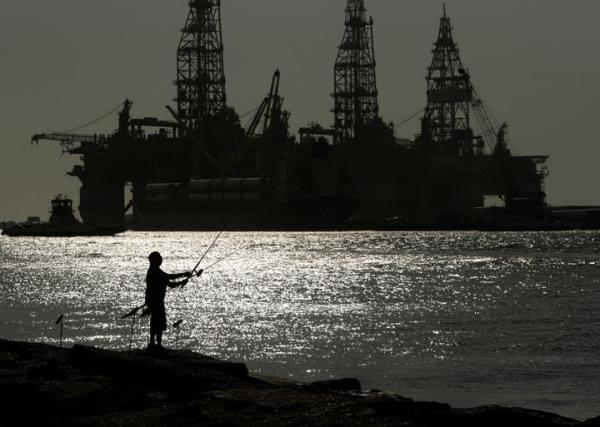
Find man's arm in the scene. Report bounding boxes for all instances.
[167,270,203,289]
[168,278,189,289]
[167,271,192,280]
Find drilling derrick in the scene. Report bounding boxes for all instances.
[421,6,474,155]
[333,0,379,144]
[176,0,227,132]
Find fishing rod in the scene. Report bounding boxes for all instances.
[201,245,252,271]
[121,245,245,320]
[121,212,237,318]
[56,314,64,348]
[128,313,138,350]
[122,304,146,319]
[189,213,235,277]
[120,249,250,350]
[173,319,184,349]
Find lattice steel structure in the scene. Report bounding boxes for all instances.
[176,0,227,132]
[333,0,379,143]
[421,6,474,152]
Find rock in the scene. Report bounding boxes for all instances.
[69,345,249,392]
[26,360,68,381]
[302,378,362,392]
[366,393,453,424]
[0,339,595,426]
[582,415,600,426]
[455,405,581,427]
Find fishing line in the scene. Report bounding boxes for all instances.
[202,244,253,271]
[190,211,236,276]
[121,211,237,318]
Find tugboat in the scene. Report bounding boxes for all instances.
[2,195,123,237]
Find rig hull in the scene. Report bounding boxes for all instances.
[2,225,122,238]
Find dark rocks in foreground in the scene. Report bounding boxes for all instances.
[0,339,594,426]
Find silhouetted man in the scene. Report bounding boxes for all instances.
[145,252,194,351]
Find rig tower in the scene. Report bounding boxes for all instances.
[333,0,379,144]
[421,5,474,155]
[176,0,227,132]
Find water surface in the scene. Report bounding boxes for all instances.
[0,231,599,420]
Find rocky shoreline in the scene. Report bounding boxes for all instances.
[0,339,597,426]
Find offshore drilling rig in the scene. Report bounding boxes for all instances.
[33,1,298,230]
[301,1,548,227]
[32,1,550,231]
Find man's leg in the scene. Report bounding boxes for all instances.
[149,312,157,346]
[155,304,166,348]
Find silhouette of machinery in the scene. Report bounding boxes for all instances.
[33,1,549,230]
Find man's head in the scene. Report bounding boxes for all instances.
[148,252,163,268]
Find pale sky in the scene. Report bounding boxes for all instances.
[1,1,599,220]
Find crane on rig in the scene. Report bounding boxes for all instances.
[470,87,509,154]
[470,87,548,207]
[31,100,134,153]
[235,69,290,174]
[31,132,118,156]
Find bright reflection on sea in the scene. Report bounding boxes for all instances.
[1,231,599,420]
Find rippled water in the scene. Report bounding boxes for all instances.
[1,231,599,419]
